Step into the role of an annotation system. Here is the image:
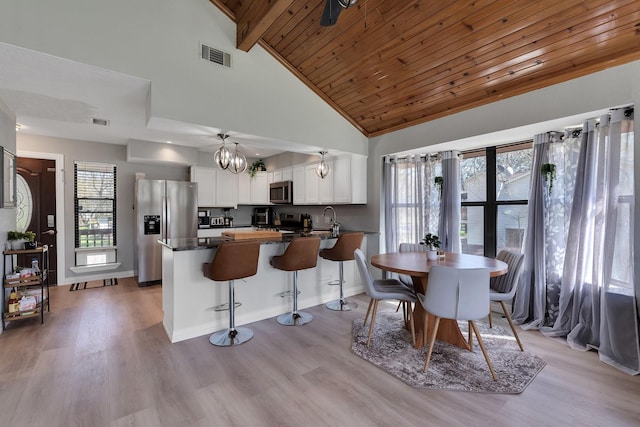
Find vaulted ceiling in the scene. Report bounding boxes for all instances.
[210,0,640,138]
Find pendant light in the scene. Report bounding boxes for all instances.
[316,151,331,179]
[214,134,231,170]
[228,142,247,174]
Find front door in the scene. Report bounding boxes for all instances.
[16,158,57,285]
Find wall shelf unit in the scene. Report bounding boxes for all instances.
[2,246,50,330]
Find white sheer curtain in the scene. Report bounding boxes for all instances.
[438,151,462,253]
[543,109,639,374]
[384,155,440,253]
[513,131,579,328]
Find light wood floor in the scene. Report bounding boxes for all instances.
[1,278,638,427]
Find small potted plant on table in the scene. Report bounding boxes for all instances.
[420,233,441,260]
[7,230,36,250]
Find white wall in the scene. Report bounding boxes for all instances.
[0,0,367,155]
[17,134,190,285]
[0,98,16,284]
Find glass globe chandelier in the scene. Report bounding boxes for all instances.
[228,142,247,174]
[214,134,231,170]
[316,151,330,179]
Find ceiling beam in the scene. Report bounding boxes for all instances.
[235,0,294,52]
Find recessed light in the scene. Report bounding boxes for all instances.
[166,140,172,144]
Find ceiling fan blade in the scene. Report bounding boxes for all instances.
[320,0,342,27]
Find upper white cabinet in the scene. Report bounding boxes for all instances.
[190,166,238,208]
[238,172,251,205]
[333,154,367,204]
[281,167,293,182]
[292,166,306,205]
[268,167,292,184]
[191,166,216,207]
[292,154,366,205]
[304,164,320,204]
[239,171,269,205]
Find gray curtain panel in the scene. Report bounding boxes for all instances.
[438,151,461,253]
[512,133,551,328]
[543,110,639,374]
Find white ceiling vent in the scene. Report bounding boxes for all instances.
[91,117,110,126]
[200,43,231,68]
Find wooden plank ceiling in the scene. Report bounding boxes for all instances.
[210,0,640,137]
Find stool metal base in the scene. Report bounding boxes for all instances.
[326,299,357,311]
[209,327,253,346]
[277,311,313,326]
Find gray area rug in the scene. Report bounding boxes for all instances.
[351,310,545,394]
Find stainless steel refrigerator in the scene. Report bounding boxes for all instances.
[136,179,198,286]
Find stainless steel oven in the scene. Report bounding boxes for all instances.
[269,181,292,204]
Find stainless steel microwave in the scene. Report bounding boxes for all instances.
[269,180,292,204]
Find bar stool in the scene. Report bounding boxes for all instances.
[204,241,261,346]
[319,232,364,311]
[270,237,321,326]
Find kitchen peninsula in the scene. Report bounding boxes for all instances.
[159,230,367,343]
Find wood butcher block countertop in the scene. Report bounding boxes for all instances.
[159,229,378,251]
[220,230,282,240]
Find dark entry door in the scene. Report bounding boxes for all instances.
[16,158,57,285]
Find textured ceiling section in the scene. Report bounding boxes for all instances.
[210,0,640,137]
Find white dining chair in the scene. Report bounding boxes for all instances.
[354,249,416,348]
[398,243,427,289]
[489,250,525,351]
[417,265,497,380]
[394,243,427,321]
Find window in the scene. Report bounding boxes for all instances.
[74,162,117,266]
[609,125,634,293]
[461,142,532,257]
[384,156,441,252]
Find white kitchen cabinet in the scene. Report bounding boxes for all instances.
[289,154,367,205]
[190,166,238,208]
[304,164,320,204]
[238,172,251,205]
[280,167,293,182]
[292,165,305,205]
[333,154,367,204]
[270,169,283,183]
[191,166,216,207]
[250,172,269,204]
[238,171,268,205]
[318,161,334,203]
[215,170,238,207]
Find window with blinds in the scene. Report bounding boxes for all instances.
[74,162,117,249]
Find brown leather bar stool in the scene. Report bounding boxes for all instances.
[204,241,261,346]
[319,232,364,311]
[271,237,322,326]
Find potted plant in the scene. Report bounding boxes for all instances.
[247,159,266,178]
[23,231,37,249]
[434,176,443,199]
[7,230,36,250]
[541,163,556,195]
[420,233,441,260]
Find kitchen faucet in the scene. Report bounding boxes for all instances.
[323,206,339,234]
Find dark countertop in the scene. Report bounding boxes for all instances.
[159,230,377,251]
